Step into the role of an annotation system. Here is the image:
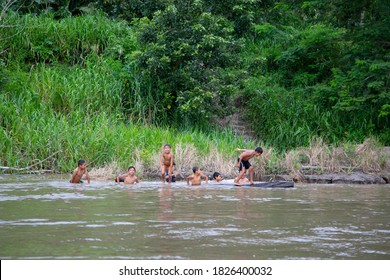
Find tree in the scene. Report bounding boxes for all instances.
[131,1,243,126]
[5,0,96,17]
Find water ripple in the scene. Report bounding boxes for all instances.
[0,219,86,226]
[0,193,103,201]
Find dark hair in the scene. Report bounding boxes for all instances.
[213,172,221,179]
[164,144,171,148]
[192,166,199,173]
[128,166,136,171]
[255,147,263,154]
[78,159,86,166]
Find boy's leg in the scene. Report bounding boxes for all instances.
[248,166,254,185]
[167,166,173,183]
[161,165,166,183]
[234,169,246,185]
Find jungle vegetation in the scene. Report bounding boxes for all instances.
[0,0,388,176]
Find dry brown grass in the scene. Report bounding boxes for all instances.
[89,138,387,181]
[252,147,273,179]
[282,137,386,176]
[89,161,121,180]
[133,147,145,176]
[283,150,305,182]
[201,145,236,178]
[172,142,199,178]
[353,138,384,172]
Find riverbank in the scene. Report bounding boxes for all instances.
[266,142,390,185]
[2,140,388,185]
[1,170,389,185]
[262,172,390,185]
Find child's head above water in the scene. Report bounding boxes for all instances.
[213,172,222,182]
[128,166,136,171]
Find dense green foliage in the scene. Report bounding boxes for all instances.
[0,11,248,171]
[242,1,389,148]
[0,0,389,172]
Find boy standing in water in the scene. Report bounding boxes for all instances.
[186,166,208,186]
[160,144,174,183]
[234,147,263,186]
[70,159,90,184]
[116,166,140,184]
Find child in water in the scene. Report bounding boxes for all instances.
[160,144,174,183]
[212,172,223,182]
[70,159,90,184]
[115,166,140,185]
[186,166,208,186]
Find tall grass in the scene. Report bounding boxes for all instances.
[242,72,360,150]
[0,54,256,175]
[1,11,135,66]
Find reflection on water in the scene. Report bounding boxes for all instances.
[0,175,389,259]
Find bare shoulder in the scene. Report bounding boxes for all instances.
[240,150,252,156]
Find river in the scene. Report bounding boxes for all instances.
[0,175,389,259]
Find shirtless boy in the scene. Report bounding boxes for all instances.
[160,144,174,183]
[70,159,90,184]
[234,147,263,186]
[186,166,208,186]
[116,166,140,184]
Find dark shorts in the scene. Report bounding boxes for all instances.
[70,180,84,183]
[165,162,176,182]
[165,175,176,183]
[238,158,251,171]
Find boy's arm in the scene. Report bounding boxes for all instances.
[237,155,243,167]
[170,154,174,167]
[186,175,193,185]
[85,169,90,184]
[115,173,128,183]
[159,153,164,167]
[203,174,208,184]
[235,148,249,152]
[70,169,77,183]
[133,176,140,184]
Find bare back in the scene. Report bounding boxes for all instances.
[239,150,258,162]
